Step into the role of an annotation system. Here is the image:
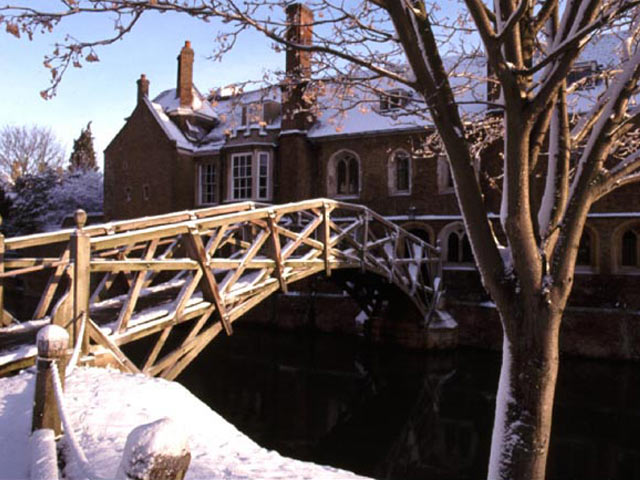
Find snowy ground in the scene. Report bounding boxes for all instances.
[0,367,371,480]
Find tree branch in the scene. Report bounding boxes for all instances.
[496,0,530,43]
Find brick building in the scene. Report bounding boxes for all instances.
[104,5,640,356]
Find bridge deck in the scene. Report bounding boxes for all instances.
[0,199,442,379]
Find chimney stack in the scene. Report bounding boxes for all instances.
[282,4,315,131]
[177,40,194,108]
[285,4,313,80]
[137,74,149,104]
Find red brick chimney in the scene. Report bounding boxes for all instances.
[137,74,149,104]
[285,3,313,79]
[282,3,314,131]
[177,41,194,108]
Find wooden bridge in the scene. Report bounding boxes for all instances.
[0,199,442,380]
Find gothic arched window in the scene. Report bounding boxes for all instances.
[442,223,474,263]
[576,227,597,269]
[388,150,411,195]
[329,150,360,197]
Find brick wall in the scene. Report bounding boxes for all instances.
[104,102,182,220]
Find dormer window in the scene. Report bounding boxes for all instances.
[380,89,411,112]
[567,61,602,90]
[241,103,262,126]
[240,100,281,126]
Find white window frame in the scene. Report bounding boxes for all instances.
[230,152,253,200]
[379,88,411,112]
[257,152,270,200]
[198,163,217,206]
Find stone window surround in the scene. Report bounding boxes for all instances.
[576,225,599,273]
[327,149,361,199]
[438,221,474,266]
[437,154,455,194]
[612,221,640,274]
[388,149,412,196]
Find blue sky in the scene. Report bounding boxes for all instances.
[0,4,465,168]
[0,10,282,168]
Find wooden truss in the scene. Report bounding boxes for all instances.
[0,199,442,380]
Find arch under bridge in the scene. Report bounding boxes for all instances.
[0,199,443,379]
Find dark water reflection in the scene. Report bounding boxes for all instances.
[178,324,640,480]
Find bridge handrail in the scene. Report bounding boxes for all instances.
[84,199,440,255]
[4,201,266,251]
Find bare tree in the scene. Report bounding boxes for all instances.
[3,1,640,478]
[0,125,65,183]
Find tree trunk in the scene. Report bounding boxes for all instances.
[487,304,562,480]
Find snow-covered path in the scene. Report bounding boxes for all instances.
[0,367,371,480]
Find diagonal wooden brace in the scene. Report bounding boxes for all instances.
[184,225,232,335]
[267,211,288,294]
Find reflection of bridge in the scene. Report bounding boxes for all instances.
[0,199,442,379]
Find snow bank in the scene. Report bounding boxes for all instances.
[0,367,371,480]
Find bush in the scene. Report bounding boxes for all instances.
[5,169,103,236]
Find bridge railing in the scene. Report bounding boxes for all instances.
[1,199,442,379]
[0,201,264,324]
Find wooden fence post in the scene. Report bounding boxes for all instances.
[117,418,191,480]
[70,209,90,355]
[32,325,69,436]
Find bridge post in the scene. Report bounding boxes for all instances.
[322,202,332,277]
[70,210,90,355]
[360,210,369,273]
[117,418,191,480]
[32,325,69,435]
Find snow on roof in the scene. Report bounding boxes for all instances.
[142,33,626,151]
[146,97,193,151]
[148,89,225,154]
[154,85,217,120]
[309,57,487,138]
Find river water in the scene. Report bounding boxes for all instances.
[178,323,640,480]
